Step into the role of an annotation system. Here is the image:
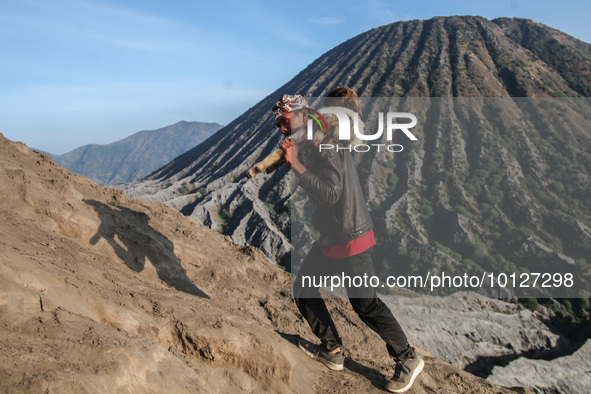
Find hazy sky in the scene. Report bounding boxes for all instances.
[1,0,590,154]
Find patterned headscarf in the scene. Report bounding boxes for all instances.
[271,94,308,121]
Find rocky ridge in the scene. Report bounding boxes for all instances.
[0,132,549,392]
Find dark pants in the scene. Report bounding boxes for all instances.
[293,243,411,359]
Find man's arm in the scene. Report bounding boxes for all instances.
[281,139,306,177]
[282,140,343,206]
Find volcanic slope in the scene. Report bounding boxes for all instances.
[125,16,591,296]
[0,133,537,393]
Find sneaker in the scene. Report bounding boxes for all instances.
[385,350,424,393]
[298,339,344,371]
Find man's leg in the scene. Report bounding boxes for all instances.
[343,247,423,391]
[344,248,409,358]
[292,242,342,353]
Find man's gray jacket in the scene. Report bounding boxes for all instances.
[298,143,373,247]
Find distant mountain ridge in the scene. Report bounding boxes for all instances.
[50,121,223,186]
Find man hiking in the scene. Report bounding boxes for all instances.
[272,87,423,393]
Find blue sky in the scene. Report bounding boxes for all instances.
[1,0,590,154]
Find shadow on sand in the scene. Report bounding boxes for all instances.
[85,199,209,299]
